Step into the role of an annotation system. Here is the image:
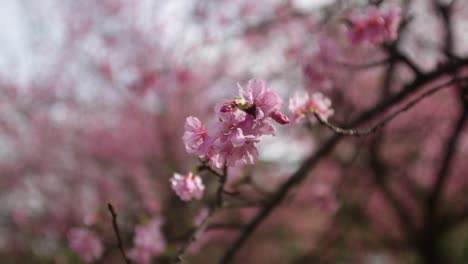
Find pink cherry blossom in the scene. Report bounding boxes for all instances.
[238,79,284,119]
[348,7,401,45]
[289,91,334,123]
[67,228,104,262]
[270,110,290,125]
[182,80,288,168]
[128,218,166,264]
[170,172,205,201]
[182,116,209,157]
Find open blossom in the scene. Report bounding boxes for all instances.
[170,172,205,201]
[182,116,209,156]
[348,6,401,45]
[239,79,283,119]
[289,91,334,123]
[128,218,166,264]
[182,80,288,168]
[67,228,104,262]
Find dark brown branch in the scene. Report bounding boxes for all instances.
[334,58,391,70]
[427,108,468,218]
[434,0,455,58]
[173,209,216,263]
[217,57,468,264]
[197,161,223,178]
[368,134,417,235]
[217,134,341,264]
[107,203,131,264]
[314,77,463,136]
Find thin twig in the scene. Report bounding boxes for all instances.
[334,58,390,70]
[314,77,464,136]
[107,203,131,264]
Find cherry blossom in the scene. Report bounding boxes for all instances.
[128,218,166,264]
[289,91,334,123]
[182,80,289,168]
[348,7,401,45]
[67,228,104,262]
[182,116,209,157]
[170,172,205,201]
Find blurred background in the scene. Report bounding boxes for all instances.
[1,0,468,263]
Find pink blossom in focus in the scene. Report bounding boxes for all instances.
[170,172,205,201]
[128,218,166,264]
[67,228,104,262]
[183,80,288,168]
[348,7,401,45]
[239,79,283,119]
[289,91,334,122]
[182,116,209,157]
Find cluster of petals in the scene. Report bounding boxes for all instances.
[170,172,205,201]
[128,218,166,264]
[183,79,289,169]
[289,91,334,123]
[67,228,104,262]
[347,6,401,45]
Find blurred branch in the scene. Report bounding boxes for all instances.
[334,58,391,70]
[434,0,456,58]
[426,108,468,218]
[368,134,417,235]
[107,203,132,264]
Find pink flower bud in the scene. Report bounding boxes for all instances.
[170,172,205,201]
[270,110,290,125]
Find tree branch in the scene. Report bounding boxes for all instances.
[107,203,132,264]
[427,108,468,218]
[314,77,464,136]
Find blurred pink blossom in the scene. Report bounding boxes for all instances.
[289,91,334,123]
[348,7,401,45]
[311,184,339,214]
[67,228,104,262]
[128,218,166,264]
[170,172,205,201]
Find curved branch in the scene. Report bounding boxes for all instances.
[315,77,464,136]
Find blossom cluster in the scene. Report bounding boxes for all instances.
[184,79,290,168]
[347,6,401,45]
[171,80,289,201]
